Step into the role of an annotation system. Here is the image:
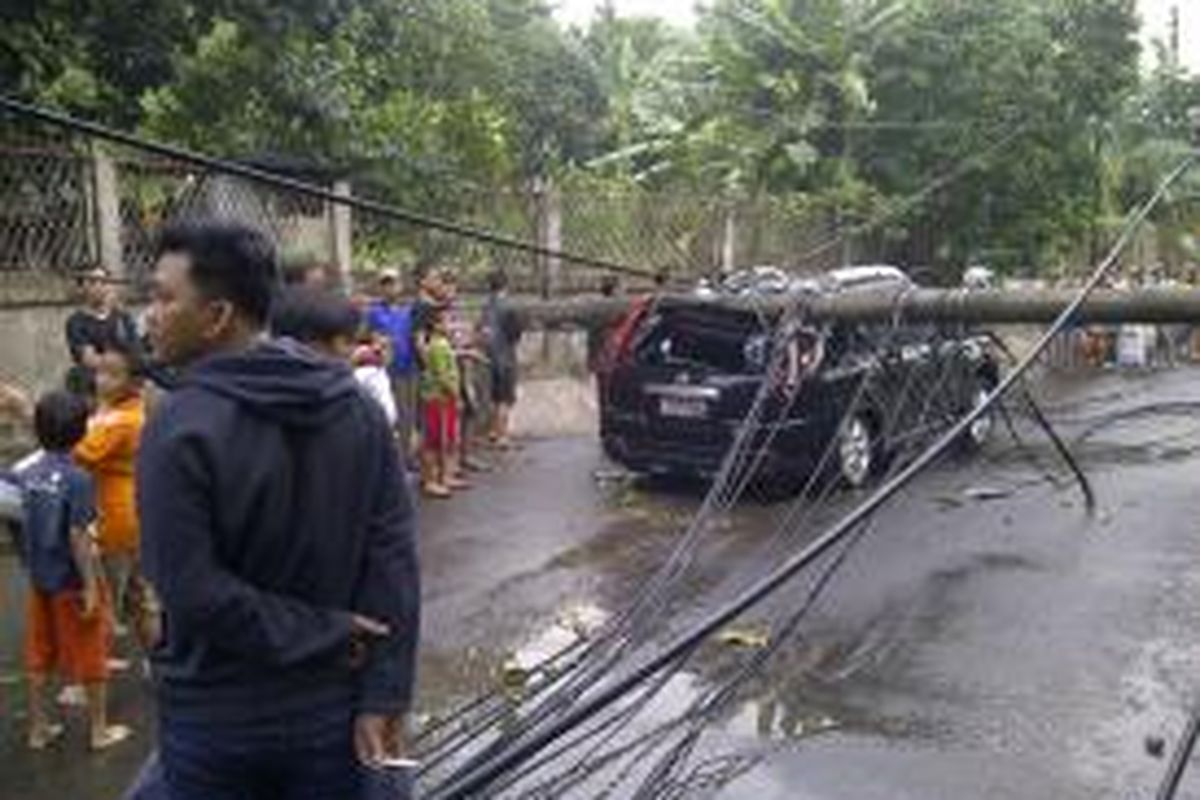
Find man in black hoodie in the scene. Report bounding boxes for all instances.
[137,220,419,799]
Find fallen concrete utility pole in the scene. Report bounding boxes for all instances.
[511,288,1200,329]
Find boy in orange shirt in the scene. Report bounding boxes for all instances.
[73,340,145,634]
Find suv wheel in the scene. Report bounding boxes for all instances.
[838,415,876,489]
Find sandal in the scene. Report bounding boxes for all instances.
[422,483,452,499]
[90,724,132,752]
[28,722,65,751]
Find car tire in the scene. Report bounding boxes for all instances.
[837,414,878,489]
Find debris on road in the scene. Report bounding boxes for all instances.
[500,603,609,691]
[963,485,1013,502]
[716,625,771,650]
[593,468,635,484]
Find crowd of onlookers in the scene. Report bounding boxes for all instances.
[0,246,518,764]
[0,264,147,752]
[276,261,523,499]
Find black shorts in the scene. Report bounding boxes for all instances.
[491,364,517,406]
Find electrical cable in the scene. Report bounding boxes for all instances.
[429,148,1198,800]
[478,298,1007,796]
[1156,702,1200,800]
[985,332,1096,512]
[618,327,977,798]
[421,112,1042,790]
[0,96,652,278]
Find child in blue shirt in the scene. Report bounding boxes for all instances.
[15,390,129,751]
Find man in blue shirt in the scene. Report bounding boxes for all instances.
[366,270,418,452]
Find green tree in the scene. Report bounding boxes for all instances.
[1,0,201,125]
[583,3,682,151]
[860,0,1140,276]
[483,0,607,176]
[1115,34,1200,274]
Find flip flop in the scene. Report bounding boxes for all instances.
[28,722,65,751]
[90,724,132,752]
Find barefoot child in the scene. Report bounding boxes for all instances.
[15,390,130,751]
[420,307,465,497]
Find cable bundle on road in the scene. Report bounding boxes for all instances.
[428,144,1198,800]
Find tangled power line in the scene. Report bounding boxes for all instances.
[428,151,1198,799]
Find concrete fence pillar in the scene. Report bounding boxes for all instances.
[91,143,123,277]
[331,180,353,289]
[533,177,562,298]
[721,206,737,272]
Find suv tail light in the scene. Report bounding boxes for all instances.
[599,296,653,375]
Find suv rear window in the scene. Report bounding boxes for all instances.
[633,305,767,373]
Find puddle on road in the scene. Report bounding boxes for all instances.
[416,547,1025,795]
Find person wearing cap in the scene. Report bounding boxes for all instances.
[64,266,140,398]
[365,269,419,452]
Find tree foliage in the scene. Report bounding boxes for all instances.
[4,0,1195,277]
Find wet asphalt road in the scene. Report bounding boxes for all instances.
[6,367,1200,798]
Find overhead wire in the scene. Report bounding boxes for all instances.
[617,322,981,798]
[438,240,990,798]
[0,96,652,279]
[452,118,1038,747]
[515,316,975,798]
[421,115,1040,793]
[1156,700,1200,800]
[425,113,1039,775]
[420,110,1089,796]
[429,145,1198,800]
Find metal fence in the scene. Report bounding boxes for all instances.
[0,121,95,276]
[0,106,866,298]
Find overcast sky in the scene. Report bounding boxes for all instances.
[554,0,1199,71]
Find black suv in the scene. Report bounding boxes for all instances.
[598,292,999,491]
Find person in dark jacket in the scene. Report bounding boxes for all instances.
[137,220,419,799]
[481,269,522,448]
[64,265,140,398]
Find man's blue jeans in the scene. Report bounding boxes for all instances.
[159,698,362,800]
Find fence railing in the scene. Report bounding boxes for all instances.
[0,106,870,298]
[0,138,95,276]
